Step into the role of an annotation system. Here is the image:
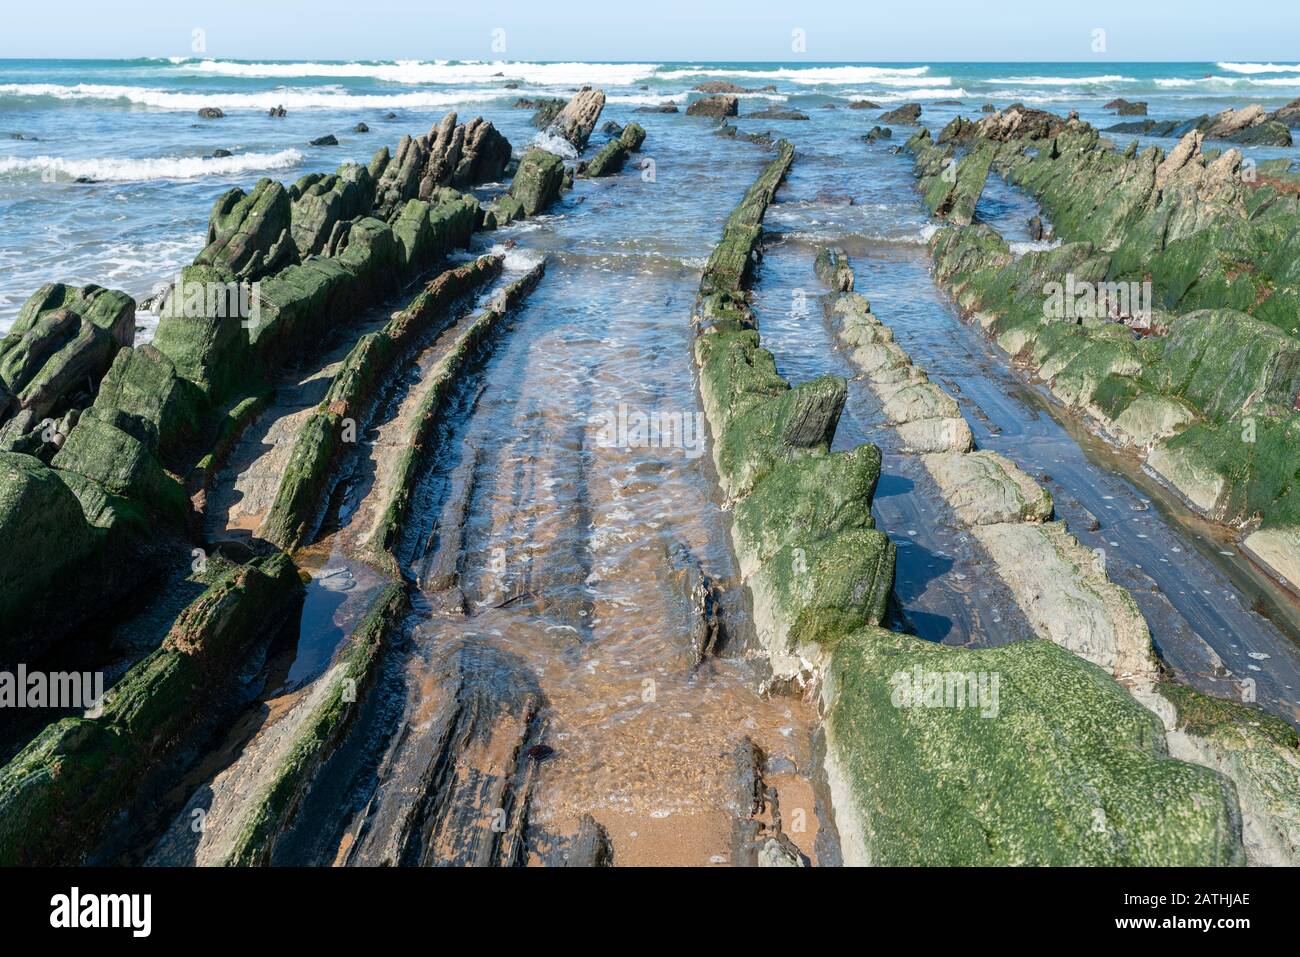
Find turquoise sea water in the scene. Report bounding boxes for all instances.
[1,58,1298,330]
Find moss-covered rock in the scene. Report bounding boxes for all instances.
[698,141,794,300]
[0,452,100,659]
[260,256,503,551]
[223,583,406,865]
[748,528,895,656]
[732,445,881,579]
[51,415,185,520]
[693,328,787,431]
[582,138,629,178]
[0,554,304,865]
[247,258,353,371]
[824,629,1245,865]
[508,148,565,216]
[619,122,646,151]
[332,216,399,295]
[289,163,374,258]
[813,246,854,292]
[85,344,203,462]
[195,178,296,281]
[0,284,136,442]
[365,262,547,572]
[1155,680,1300,866]
[715,375,846,500]
[151,263,250,399]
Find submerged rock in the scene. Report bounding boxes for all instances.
[878,103,921,125]
[310,134,339,146]
[1104,97,1148,116]
[198,107,225,119]
[686,94,738,118]
[694,81,776,94]
[551,86,606,150]
[746,108,809,121]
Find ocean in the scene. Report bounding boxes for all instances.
[1,58,1299,333]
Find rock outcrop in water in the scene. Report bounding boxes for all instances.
[550,87,606,150]
[906,129,992,226]
[878,103,921,125]
[369,113,512,221]
[915,110,1300,607]
[692,140,896,680]
[0,100,655,866]
[690,139,1247,867]
[687,94,738,118]
[1106,103,1294,147]
[904,107,1300,863]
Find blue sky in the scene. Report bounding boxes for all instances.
[1,0,1295,61]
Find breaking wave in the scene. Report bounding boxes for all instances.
[0,149,306,182]
[1217,62,1300,74]
[182,59,662,87]
[656,65,935,85]
[0,83,491,110]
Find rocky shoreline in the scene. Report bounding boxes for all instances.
[688,146,1264,865]
[909,106,1300,603]
[0,88,638,864]
[1,75,1298,868]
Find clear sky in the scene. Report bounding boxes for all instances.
[0,0,1293,62]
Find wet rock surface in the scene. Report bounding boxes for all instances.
[1,86,1298,872]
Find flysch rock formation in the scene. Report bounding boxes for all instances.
[899,109,1300,865]
[688,141,1246,867]
[0,108,637,866]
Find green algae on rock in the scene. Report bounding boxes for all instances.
[221,583,408,866]
[260,254,503,551]
[0,554,304,865]
[1153,680,1300,866]
[824,629,1245,866]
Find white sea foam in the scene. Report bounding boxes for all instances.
[492,244,547,273]
[656,65,933,85]
[872,87,970,101]
[531,131,578,159]
[0,82,491,110]
[1010,239,1062,256]
[0,149,305,182]
[1218,62,1300,74]
[183,59,662,86]
[1155,75,1300,89]
[606,93,689,106]
[986,75,1137,86]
